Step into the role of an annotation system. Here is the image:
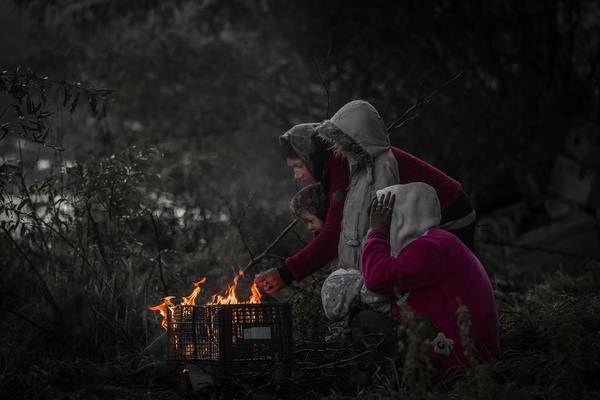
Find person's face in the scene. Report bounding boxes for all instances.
[286,158,316,185]
[298,211,323,235]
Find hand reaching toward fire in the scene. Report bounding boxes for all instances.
[254,268,285,294]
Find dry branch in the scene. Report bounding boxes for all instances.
[150,214,169,295]
[387,71,463,133]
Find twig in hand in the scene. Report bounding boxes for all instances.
[386,71,463,133]
[288,228,308,246]
[218,220,299,293]
[241,219,299,275]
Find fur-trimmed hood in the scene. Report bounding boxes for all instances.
[315,100,399,269]
[317,100,390,170]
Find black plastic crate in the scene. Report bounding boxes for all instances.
[167,303,293,373]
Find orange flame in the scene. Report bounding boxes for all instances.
[148,296,175,329]
[149,269,263,330]
[209,269,243,304]
[209,269,262,305]
[181,277,207,305]
[248,281,262,303]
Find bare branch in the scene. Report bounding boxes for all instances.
[313,51,332,119]
[150,214,169,295]
[387,71,463,133]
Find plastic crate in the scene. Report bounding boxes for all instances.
[167,303,293,374]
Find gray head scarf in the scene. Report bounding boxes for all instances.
[279,123,320,176]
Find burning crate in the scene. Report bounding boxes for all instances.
[167,303,293,374]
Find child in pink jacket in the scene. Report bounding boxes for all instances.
[361,183,499,378]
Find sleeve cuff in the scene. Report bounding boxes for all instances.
[277,265,294,286]
[367,228,387,238]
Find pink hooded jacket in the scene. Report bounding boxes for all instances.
[362,183,499,378]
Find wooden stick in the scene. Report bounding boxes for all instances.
[242,219,299,276]
[217,219,299,294]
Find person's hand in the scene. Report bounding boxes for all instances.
[369,192,396,236]
[254,268,285,294]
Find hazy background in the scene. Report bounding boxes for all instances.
[4,0,599,212]
[1,1,600,398]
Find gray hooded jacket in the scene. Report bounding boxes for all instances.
[317,100,400,269]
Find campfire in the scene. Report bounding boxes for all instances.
[149,270,261,329]
[149,269,293,374]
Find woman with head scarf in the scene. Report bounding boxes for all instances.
[254,123,350,294]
